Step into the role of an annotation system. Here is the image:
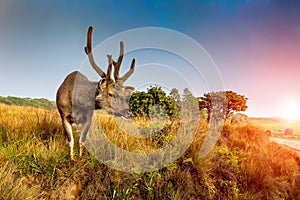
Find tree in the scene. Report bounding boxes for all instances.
[182,88,199,117]
[0,96,56,109]
[169,88,181,110]
[198,91,247,122]
[129,86,178,118]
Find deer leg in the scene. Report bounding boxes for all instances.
[62,118,74,160]
[79,116,92,157]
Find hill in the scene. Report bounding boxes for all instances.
[0,96,56,109]
[250,117,300,139]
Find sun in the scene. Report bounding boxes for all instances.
[281,101,300,120]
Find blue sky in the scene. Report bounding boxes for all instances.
[1,0,300,118]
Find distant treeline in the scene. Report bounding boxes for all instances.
[0,96,56,109]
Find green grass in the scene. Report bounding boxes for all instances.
[0,103,300,199]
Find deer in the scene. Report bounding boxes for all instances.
[56,26,135,160]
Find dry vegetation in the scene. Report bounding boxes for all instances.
[0,103,300,199]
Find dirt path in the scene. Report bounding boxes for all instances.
[270,137,300,151]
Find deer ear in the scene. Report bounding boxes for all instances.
[122,86,135,96]
[98,78,107,92]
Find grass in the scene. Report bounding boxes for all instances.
[0,103,300,199]
[0,161,44,199]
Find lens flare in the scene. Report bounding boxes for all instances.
[281,101,300,120]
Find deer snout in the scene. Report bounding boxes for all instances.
[123,110,132,119]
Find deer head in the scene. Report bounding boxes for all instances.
[84,26,135,118]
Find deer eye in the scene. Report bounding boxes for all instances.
[108,93,113,97]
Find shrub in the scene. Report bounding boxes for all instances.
[284,128,293,135]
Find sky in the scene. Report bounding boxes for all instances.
[0,0,300,118]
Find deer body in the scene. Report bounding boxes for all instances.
[56,26,135,160]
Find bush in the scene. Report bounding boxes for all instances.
[129,86,178,118]
[284,128,293,135]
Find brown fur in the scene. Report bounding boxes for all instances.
[56,26,135,159]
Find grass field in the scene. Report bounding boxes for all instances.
[0,103,300,199]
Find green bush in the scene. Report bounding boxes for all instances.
[129,86,178,118]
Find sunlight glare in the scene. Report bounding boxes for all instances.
[282,101,300,120]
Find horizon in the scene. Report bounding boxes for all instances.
[1,1,300,118]
[2,95,300,120]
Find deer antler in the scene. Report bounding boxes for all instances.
[113,41,124,81]
[84,26,106,78]
[119,58,135,82]
[111,41,135,83]
[106,55,113,83]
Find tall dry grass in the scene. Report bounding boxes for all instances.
[0,161,44,199]
[0,103,300,199]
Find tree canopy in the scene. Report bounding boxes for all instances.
[129,87,203,120]
[129,86,178,119]
[198,91,247,122]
